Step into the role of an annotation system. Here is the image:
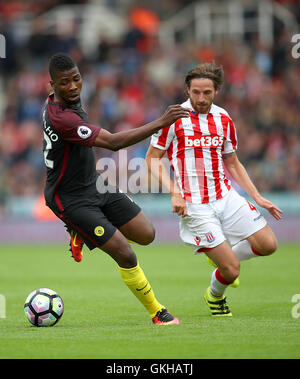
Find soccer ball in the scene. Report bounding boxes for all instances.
[24,288,64,327]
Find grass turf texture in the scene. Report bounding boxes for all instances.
[0,243,299,359]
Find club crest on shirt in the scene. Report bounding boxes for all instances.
[77,125,92,139]
[94,226,105,236]
[216,123,224,136]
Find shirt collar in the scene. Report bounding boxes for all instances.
[181,98,214,115]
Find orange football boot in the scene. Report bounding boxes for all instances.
[65,227,84,262]
[152,308,180,325]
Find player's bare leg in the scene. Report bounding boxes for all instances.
[100,229,179,325]
[205,241,240,284]
[118,211,155,246]
[100,228,137,268]
[247,225,278,256]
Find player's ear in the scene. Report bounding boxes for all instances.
[186,85,190,97]
[47,82,54,95]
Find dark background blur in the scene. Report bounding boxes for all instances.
[0,0,299,242]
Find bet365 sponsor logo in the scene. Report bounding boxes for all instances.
[185,135,224,148]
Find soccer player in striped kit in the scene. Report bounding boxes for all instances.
[146,62,282,316]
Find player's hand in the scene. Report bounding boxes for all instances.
[171,192,187,218]
[255,196,283,220]
[159,105,189,127]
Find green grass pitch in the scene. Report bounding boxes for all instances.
[0,242,299,359]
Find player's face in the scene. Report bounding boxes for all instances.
[187,78,218,114]
[51,66,82,105]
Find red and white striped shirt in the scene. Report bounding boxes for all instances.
[150,99,238,204]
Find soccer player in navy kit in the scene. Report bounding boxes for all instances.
[43,53,189,325]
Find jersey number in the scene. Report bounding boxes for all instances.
[43,132,54,169]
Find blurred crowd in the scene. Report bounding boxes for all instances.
[0,0,300,218]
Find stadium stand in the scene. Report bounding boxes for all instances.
[0,1,299,240]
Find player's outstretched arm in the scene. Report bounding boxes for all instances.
[223,152,283,220]
[93,105,189,151]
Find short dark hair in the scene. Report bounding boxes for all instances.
[185,62,224,90]
[49,53,76,80]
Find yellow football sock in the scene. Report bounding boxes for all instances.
[118,263,164,318]
[127,238,139,245]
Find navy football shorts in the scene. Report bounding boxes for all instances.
[60,191,141,250]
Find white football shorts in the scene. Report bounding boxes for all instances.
[179,188,267,253]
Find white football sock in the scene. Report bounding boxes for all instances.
[210,269,232,298]
[232,240,263,262]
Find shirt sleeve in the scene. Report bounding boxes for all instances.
[150,125,174,150]
[50,108,101,147]
[221,115,238,155]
